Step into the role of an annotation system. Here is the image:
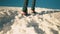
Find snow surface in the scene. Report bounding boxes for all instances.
[0,7,60,34]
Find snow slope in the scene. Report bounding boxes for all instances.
[0,7,60,34]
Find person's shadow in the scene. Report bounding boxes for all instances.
[39,11,60,15]
[27,20,45,34]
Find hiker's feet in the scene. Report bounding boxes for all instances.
[21,12,27,15]
[21,10,37,16]
[21,12,30,16]
[31,10,37,13]
[31,10,38,16]
[32,11,36,13]
[31,10,38,14]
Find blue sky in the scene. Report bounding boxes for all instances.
[0,0,60,9]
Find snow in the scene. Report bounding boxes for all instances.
[0,7,60,34]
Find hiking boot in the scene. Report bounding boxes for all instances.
[21,12,30,16]
[21,11,27,15]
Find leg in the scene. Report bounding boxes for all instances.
[31,0,36,13]
[22,0,29,15]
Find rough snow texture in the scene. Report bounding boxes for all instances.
[0,7,60,34]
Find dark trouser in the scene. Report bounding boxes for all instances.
[23,0,29,14]
[31,0,36,12]
[23,0,36,14]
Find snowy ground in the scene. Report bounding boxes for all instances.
[0,7,60,34]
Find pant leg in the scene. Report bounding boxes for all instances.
[31,0,36,11]
[23,0,29,14]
